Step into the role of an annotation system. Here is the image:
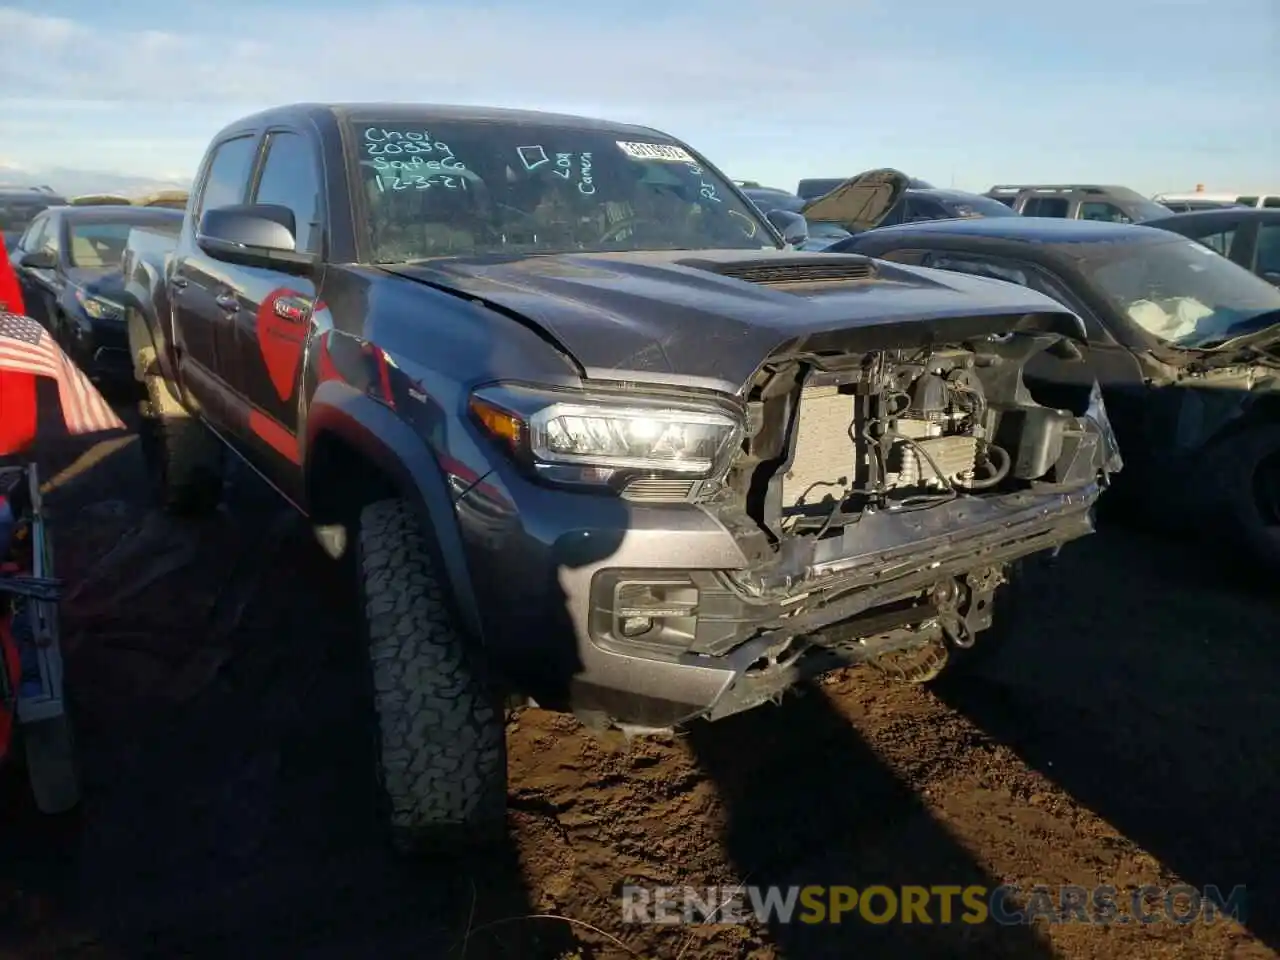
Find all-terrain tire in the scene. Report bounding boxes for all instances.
[138,373,223,516]
[1206,424,1280,571]
[356,497,507,852]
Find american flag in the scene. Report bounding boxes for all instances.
[0,311,125,435]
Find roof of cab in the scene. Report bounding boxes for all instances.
[215,102,671,139]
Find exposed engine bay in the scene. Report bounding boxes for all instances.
[726,339,1107,543]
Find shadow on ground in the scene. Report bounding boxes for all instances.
[685,684,1055,959]
[0,434,566,960]
[935,524,1280,951]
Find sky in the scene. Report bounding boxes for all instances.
[0,0,1276,197]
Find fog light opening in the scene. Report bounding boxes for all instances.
[620,616,654,638]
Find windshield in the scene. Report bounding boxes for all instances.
[1072,234,1280,347]
[67,219,140,269]
[348,120,775,261]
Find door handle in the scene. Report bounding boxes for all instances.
[171,276,190,289]
[215,292,239,312]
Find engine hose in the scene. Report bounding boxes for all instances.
[956,443,1011,491]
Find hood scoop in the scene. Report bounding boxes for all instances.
[693,257,876,287]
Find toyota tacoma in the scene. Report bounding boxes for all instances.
[123,104,1121,848]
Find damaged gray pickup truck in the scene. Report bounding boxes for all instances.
[124,104,1121,849]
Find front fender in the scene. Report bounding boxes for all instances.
[303,380,484,642]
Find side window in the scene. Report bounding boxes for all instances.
[1022,197,1070,217]
[1264,197,1280,209]
[251,131,323,254]
[41,217,61,256]
[919,250,1106,339]
[1188,227,1236,256]
[878,199,906,226]
[1254,224,1280,278]
[1078,202,1131,223]
[904,198,947,222]
[195,135,258,223]
[1235,196,1258,207]
[18,217,47,252]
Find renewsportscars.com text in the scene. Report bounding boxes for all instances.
[621,883,1248,926]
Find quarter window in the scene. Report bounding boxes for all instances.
[252,131,323,254]
[1078,202,1131,223]
[195,135,258,223]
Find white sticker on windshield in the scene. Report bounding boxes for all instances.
[616,141,695,163]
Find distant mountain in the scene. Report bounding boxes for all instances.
[0,162,190,199]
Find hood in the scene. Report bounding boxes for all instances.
[381,249,1084,393]
[800,168,910,232]
[66,267,126,304]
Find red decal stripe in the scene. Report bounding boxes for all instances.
[249,410,301,465]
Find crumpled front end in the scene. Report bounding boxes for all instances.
[582,335,1120,721]
[461,322,1123,729]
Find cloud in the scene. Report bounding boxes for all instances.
[0,1,1275,191]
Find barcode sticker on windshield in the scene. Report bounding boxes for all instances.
[616,141,695,163]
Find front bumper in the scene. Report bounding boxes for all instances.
[458,405,1114,728]
[65,308,130,381]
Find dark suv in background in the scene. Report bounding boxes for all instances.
[984,184,1172,223]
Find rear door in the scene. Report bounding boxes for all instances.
[170,133,260,428]
[223,127,327,502]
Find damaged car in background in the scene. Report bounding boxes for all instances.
[125,107,1121,847]
[829,216,1280,568]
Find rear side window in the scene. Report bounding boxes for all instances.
[195,135,258,223]
[1265,197,1280,209]
[1023,197,1070,217]
[988,195,1018,208]
[252,131,323,254]
[1078,202,1132,223]
[1235,196,1259,207]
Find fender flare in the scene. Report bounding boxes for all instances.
[124,281,177,385]
[304,381,484,642]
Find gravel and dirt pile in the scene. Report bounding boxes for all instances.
[2,427,1277,960]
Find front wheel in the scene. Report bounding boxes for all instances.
[356,497,507,852]
[1210,424,1280,570]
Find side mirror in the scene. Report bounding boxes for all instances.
[766,209,809,246]
[19,249,57,270]
[196,203,317,271]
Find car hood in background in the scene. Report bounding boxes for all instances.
[383,248,1083,393]
[800,169,910,233]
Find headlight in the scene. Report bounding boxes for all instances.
[469,385,743,488]
[75,288,124,320]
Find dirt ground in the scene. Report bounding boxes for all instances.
[2,419,1278,960]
